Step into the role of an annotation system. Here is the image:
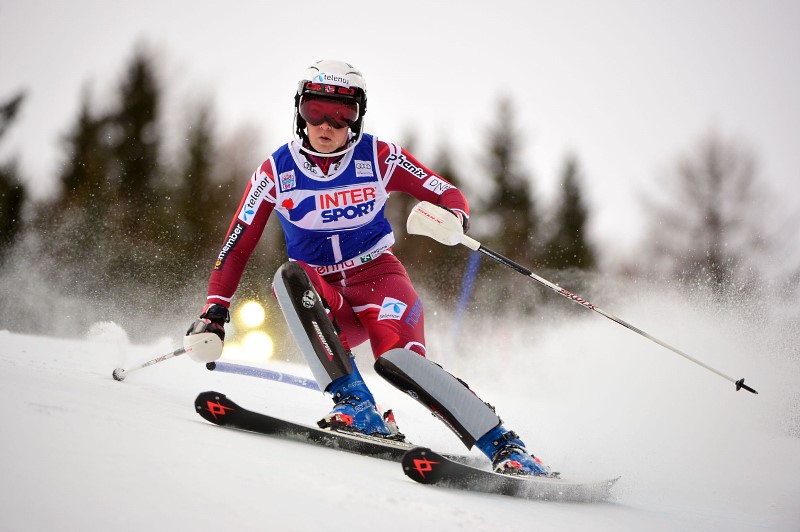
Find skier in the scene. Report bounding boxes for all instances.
[187,59,550,476]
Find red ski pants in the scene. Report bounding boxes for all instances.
[297,253,426,358]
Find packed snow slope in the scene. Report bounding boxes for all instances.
[2,292,799,532]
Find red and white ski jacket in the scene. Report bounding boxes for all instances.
[206,135,469,308]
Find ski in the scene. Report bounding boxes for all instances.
[402,447,619,503]
[195,391,466,463]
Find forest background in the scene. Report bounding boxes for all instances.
[1,46,797,361]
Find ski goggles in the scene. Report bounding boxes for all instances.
[298,95,359,129]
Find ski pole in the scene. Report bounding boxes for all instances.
[112,347,185,381]
[205,361,320,391]
[407,201,758,395]
[112,333,222,381]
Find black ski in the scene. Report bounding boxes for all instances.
[402,447,619,503]
[195,391,467,463]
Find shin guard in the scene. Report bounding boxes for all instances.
[375,348,501,449]
[273,262,352,391]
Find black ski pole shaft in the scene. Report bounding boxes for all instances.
[407,200,758,394]
[476,245,757,394]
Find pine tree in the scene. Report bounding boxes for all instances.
[481,97,538,265]
[0,160,25,257]
[0,91,27,258]
[0,92,25,139]
[58,95,110,210]
[33,89,115,293]
[102,46,179,295]
[174,105,217,266]
[35,47,173,303]
[542,154,596,270]
[475,97,541,311]
[107,46,163,235]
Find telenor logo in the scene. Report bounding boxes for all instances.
[238,172,272,225]
[378,297,407,321]
[313,73,350,86]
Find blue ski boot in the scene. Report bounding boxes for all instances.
[318,361,396,438]
[476,426,553,477]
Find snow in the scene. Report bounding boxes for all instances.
[2,294,799,532]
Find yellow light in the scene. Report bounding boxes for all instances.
[221,331,274,364]
[238,301,266,328]
[221,343,246,361]
[242,331,274,362]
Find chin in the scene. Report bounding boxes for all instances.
[316,144,341,154]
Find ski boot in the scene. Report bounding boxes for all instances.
[476,426,554,477]
[318,362,404,440]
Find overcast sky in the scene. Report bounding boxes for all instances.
[1,0,798,258]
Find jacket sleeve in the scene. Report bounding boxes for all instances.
[206,159,277,308]
[377,140,469,229]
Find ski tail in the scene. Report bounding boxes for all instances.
[402,447,620,503]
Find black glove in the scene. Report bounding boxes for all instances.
[186,304,230,341]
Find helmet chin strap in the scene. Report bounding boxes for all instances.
[292,111,364,158]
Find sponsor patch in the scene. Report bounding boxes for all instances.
[378,297,408,321]
[281,186,379,224]
[422,176,454,195]
[405,298,423,328]
[279,170,296,192]
[314,260,357,275]
[302,290,316,308]
[313,73,351,87]
[311,320,334,360]
[385,153,427,179]
[355,160,374,177]
[318,186,377,223]
[359,244,389,264]
[215,222,246,270]
[238,171,273,225]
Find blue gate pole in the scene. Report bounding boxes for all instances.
[451,251,481,343]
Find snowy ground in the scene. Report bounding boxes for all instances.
[2,295,799,532]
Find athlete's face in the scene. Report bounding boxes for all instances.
[306,121,350,154]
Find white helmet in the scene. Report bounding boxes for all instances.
[293,60,368,157]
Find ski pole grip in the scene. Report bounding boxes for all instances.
[459,234,481,251]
